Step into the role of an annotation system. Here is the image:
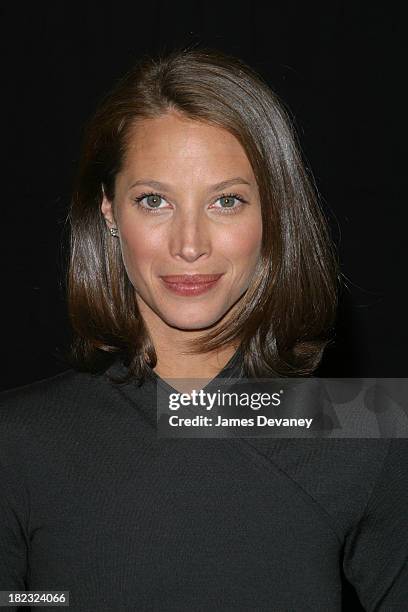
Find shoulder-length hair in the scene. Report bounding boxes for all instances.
[67,46,340,382]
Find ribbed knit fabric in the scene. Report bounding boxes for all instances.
[0,351,407,611]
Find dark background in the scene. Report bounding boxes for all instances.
[1,2,406,394]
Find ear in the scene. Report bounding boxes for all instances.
[101,189,117,229]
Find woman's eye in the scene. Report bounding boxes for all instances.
[211,194,247,213]
[133,193,170,213]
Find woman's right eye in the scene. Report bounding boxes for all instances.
[133,192,170,213]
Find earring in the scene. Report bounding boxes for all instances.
[109,227,119,237]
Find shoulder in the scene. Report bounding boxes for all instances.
[0,367,110,417]
[0,360,142,471]
[1,367,86,397]
[0,366,121,456]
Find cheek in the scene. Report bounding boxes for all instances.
[223,218,262,261]
[118,226,159,279]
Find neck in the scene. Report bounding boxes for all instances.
[152,342,239,380]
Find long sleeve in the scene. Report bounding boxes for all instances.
[343,438,408,611]
[0,463,29,590]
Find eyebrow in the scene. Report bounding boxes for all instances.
[128,177,252,192]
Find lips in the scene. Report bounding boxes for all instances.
[160,274,223,284]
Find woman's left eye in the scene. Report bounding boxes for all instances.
[211,193,247,213]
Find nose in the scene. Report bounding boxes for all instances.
[168,206,211,263]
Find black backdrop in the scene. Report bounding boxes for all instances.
[2,2,406,392]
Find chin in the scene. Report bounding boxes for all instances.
[161,308,228,331]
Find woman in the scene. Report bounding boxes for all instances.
[0,48,407,611]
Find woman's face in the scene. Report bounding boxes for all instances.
[101,112,263,333]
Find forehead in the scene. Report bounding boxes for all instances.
[122,113,253,174]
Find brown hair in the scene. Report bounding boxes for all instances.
[67,46,340,382]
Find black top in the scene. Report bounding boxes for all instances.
[0,351,407,611]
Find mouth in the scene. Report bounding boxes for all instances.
[159,273,224,296]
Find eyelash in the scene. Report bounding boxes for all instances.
[132,192,248,215]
